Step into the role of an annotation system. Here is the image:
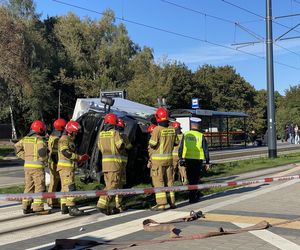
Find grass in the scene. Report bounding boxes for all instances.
[1,152,300,208]
[0,145,14,160]
[202,152,300,182]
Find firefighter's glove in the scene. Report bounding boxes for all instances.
[179,159,186,167]
[205,164,210,171]
[78,154,90,162]
[147,161,152,169]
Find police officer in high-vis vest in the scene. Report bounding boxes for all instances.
[15,120,50,215]
[57,120,89,216]
[47,118,66,208]
[171,121,188,185]
[149,108,179,210]
[178,117,210,203]
[97,113,125,215]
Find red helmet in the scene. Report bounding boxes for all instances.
[172,121,181,129]
[31,120,46,134]
[53,118,67,131]
[65,121,80,134]
[155,107,168,123]
[117,118,125,128]
[147,124,157,133]
[104,113,118,125]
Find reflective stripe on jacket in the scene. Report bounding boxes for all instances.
[48,133,60,163]
[57,134,78,168]
[182,130,204,160]
[15,135,47,168]
[172,133,183,158]
[98,129,124,172]
[149,125,178,167]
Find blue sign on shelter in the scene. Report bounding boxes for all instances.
[192,98,199,109]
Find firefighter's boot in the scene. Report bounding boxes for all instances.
[68,206,84,216]
[96,207,111,215]
[110,207,120,215]
[23,205,34,215]
[61,204,69,214]
[150,204,166,211]
[35,209,52,215]
[169,203,177,209]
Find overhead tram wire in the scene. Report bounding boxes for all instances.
[160,0,300,58]
[52,0,300,71]
[221,0,300,37]
[160,0,264,40]
[221,0,300,58]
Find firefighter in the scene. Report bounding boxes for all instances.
[97,113,125,215]
[57,120,89,216]
[15,120,50,215]
[149,108,178,210]
[172,121,188,185]
[147,124,157,169]
[178,117,210,203]
[47,118,66,208]
[115,118,132,210]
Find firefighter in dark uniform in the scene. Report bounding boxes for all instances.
[47,118,66,208]
[57,120,89,216]
[178,117,210,203]
[149,108,179,210]
[97,113,125,215]
[15,120,50,215]
[171,121,188,185]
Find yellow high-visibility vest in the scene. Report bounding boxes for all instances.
[182,130,204,160]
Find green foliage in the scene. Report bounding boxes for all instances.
[277,85,300,137]
[0,2,289,137]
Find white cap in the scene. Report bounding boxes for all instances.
[190,117,202,123]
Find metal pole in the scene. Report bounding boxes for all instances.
[58,89,61,119]
[266,0,277,158]
[9,106,17,140]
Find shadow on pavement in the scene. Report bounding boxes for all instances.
[176,183,269,209]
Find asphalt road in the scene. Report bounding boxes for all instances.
[0,164,299,250]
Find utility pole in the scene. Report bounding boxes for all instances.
[58,89,61,119]
[266,0,277,158]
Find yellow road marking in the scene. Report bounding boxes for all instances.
[204,213,300,230]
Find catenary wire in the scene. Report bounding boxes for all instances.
[221,0,300,58]
[52,0,300,71]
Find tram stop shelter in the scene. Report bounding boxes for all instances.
[170,109,249,149]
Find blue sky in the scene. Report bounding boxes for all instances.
[35,0,300,95]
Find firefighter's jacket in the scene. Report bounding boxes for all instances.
[172,133,183,161]
[48,130,62,164]
[149,125,179,167]
[98,128,125,172]
[119,133,132,165]
[57,134,79,168]
[15,132,48,168]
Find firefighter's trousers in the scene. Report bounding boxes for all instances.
[97,171,122,209]
[47,161,61,206]
[22,168,46,211]
[151,165,175,206]
[58,166,75,207]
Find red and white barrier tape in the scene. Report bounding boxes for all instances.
[1,174,300,201]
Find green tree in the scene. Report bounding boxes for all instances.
[193,65,256,112]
